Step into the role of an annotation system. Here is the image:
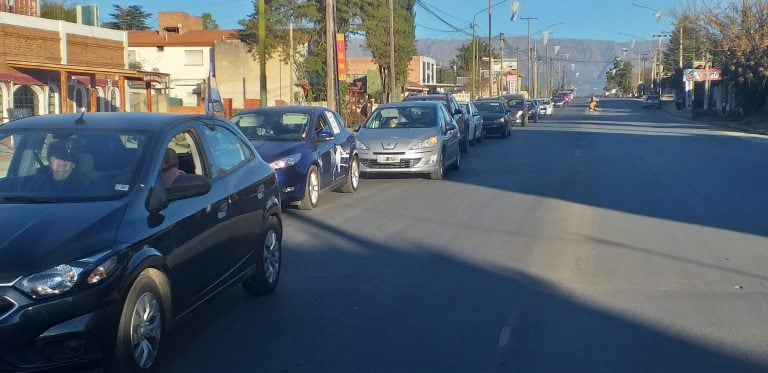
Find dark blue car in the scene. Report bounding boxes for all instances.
[231,106,359,209]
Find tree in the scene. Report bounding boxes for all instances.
[605,58,634,96]
[450,40,498,82]
[202,12,219,30]
[703,0,768,114]
[40,0,76,23]
[357,0,417,101]
[102,4,152,30]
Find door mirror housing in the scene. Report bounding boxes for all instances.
[167,174,211,201]
[318,131,335,141]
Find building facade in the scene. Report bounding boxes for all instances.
[0,0,39,17]
[0,11,148,123]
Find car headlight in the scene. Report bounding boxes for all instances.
[410,136,438,150]
[270,153,301,169]
[494,118,506,123]
[355,139,369,150]
[17,252,120,298]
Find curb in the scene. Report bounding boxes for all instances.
[660,104,768,136]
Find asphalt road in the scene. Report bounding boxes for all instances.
[155,98,768,372]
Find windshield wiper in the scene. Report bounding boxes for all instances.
[0,196,57,204]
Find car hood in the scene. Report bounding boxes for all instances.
[251,140,307,163]
[479,112,507,121]
[356,128,439,152]
[0,201,127,281]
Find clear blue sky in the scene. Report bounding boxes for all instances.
[88,0,696,42]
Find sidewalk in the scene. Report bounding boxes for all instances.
[659,102,768,136]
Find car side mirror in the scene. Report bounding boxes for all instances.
[445,123,458,133]
[167,174,211,202]
[453,108,463,115]
[318,131,335,141]
[353,124,362,132]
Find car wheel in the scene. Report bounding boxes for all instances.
[478,130,484,143]
[243,216,282,296]
[521,117,527,127]
[114,271,165,372]
[504,125,511,138]
[298,166,319,210]
[460,136,469,154]
[340,156,359,193]
[429,151,444,180]
[469,125,476,146]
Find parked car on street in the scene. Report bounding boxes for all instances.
[0,113,282,372]
[643,94,662,109]
[458,101,485,145]
[403,93,470,153]
[525,100,541,123]
[536,98,554,115]
[231,106,359,210]
[551,95,566,108]
[474,98,512,138]
[354,101,461,180]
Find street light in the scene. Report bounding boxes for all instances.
[471,0,507,100]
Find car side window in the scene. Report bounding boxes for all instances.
[314,115,327,135]
[201,124,248,178]
[438,106,450,129]
[164,129,205,187]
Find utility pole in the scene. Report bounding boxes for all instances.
[488,0,493,97]
[521,17,537,97]
[516,47,520,93]
[325,0,336,110]
[388,0,396,102]
[289,22,294,104]
[499,33,504,94]
[258,0,267,107]
[471,23,477,100]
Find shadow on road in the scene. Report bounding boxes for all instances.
[153,210,768,372]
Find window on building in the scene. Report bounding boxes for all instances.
[110,88,119,112]
[48,89,56,114]
[13,85,37,115]
[185,50,204,66]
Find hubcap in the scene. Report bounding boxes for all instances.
[351,159,359,189]
[263,229,281,284]
[130,292,161,369]
[309,171,319,205]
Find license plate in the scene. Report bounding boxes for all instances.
[376,155,400,163]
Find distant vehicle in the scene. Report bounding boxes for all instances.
[354,101,461,180]
[525,101,540,123]
[551,95,566,108]
[232,106,359,210]
[474,98,512,137]
[643,94,662,109]
[458,101,485,145]
[0,113,282,372]
[403,93,470,154]
[501,94,528,125]
[536,98,554,115]
[661,89,676,102]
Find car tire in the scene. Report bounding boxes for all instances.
[242,216,282,296]
[429,152,444,180]
[504,125,511,138]
[469,125,476,146]
[521,117,527,127]
[113,271,166,373]
[460,136,469,154]
[298,166,319,210]
[478,130,484,143]
[449,148,461,170]
[340,156,359,193]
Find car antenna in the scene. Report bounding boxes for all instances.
[74,108,86,125]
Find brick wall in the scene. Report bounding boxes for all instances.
[67,35,124,69]
[0,24,60,70]
[159,12,203,34]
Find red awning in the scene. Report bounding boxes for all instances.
[0,72,43,85]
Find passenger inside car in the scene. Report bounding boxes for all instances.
[162,148,185,187]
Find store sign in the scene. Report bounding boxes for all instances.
[143,73,165,83]
[683,68,722,82]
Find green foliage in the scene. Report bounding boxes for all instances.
[357,0,416,100]
[102,4,152,30]
[450,40,496,78]
[40,0,76,23]
[605,58,633,95]
[201,13,219,30]
[128,60,144,71]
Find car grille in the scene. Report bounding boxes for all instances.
[0,297,16,320]
[361,158,421,169]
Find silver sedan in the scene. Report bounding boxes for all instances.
[354,101,461,180]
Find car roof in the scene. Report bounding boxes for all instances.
[377,101,442,109]
[403,94,451,101]
[234,105,329,116]
[1,112,206,131]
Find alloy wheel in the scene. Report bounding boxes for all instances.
[263,229,281,285]
[130,292,161,369]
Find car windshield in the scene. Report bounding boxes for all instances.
[506,99,525,108]
[232,112,308,141]
[363,106,438,129]
[0,128,149,202]
[475,101,506,113]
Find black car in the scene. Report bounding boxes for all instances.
[0,113,282,371]
[474,98,512,138]
[402,93,470,153]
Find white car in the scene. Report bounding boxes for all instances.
[536,99,554,115]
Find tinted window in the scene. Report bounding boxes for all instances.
[363,106,438,129]
[202,125,248,177]
[475,101,506,113]
[0,128,148,201]
[232,112,308,141]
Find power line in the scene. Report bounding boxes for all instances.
[415,22,469,34]
[415,0,471,25]
[415,0,473,37]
